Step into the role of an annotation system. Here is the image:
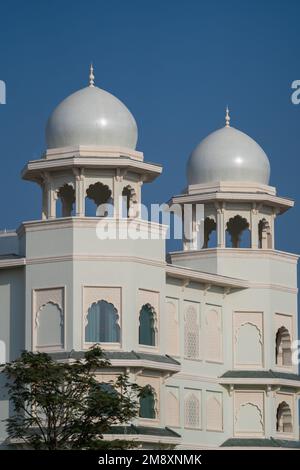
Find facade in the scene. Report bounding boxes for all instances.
[0,69,299,449]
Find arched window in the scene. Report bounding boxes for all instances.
[226,215,250,248]
[203,217,217,248]
[184,305,200,359]
[85,300,120,343]
[275,327,292,366]
[122,185,137,218]
[276,401,293,433]
[258,218,272,249]
[56,184,75,217]
[36,302,64,350]
[85,182,113,217]
[139,304,156,346]
[184,392,200,429]
[139,386,156,419]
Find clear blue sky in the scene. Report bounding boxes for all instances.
[0,0,299,256]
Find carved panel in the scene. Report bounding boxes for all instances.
[206,391,223,431]
[234,391,264,436]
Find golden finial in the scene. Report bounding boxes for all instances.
[89,63,95,87]
[225,106,230,127]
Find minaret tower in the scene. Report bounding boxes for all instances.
[168,110,299,444]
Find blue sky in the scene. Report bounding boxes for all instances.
[0,0,299,255]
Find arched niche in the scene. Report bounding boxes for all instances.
[36,302,64,350]
[275,326,292,366]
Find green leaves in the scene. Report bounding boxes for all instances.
[2,346,141,450]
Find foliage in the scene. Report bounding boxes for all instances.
[2,346,142,450]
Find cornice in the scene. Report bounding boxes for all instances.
[169,248,299,263]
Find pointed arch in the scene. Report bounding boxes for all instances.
[139,303,157,346]
[275,326,292,366]
[139,385,157,419]
[184,392,200,429]
[85,300,120,343]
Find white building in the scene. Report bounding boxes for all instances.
[0,69,299,449]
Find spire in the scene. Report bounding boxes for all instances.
[89,63,95,87]
[225,106,230,127]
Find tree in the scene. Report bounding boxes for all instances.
[2,346,142,450]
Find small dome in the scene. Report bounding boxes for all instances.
[46,85,138,150]
[187,125,270,186]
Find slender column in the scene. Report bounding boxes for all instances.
[251,203,259,249]
[215,202,225,248]
[74,168,85,217]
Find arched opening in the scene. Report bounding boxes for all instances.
[121,185,137,218]
[275,326,292,366]
[85,182,113,217]
[139,386,156,419]
[226,215,250,248]
[139,304,156,346]
[85,300,120,343]
[56,184,75,217]
[276,401,293,433]
[202,217,217,248]
[258,218,272,249]
[184,393,200,429]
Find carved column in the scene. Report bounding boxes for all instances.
[74,168,85,217]
[215,202,225,248]
[251,203,259,249]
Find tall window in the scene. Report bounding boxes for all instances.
[139,304,156,346]
[139,386,156,419]
[184,305,200,359]
[85,300,120,343]
[36,302,64,350]
[276,327,292,366]
[276,402,293,433]
[184,392,200,429]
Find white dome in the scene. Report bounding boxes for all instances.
[187,125,270,185]
[46,85,138,150]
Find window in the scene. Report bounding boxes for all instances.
[139,386,156,419]
[184,305,200,359]
[184,392,200,429]
[85,182,113,217]
[139,304,156,346]
[226,215,250,248]
[275,327,292,366]
[85,300,120,343]
[276,401,293,433]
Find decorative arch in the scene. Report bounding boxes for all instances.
[203,217,217,248]
[85,300,120,343]
[236,402,264,433]
[139,303,157,346]
[275,326,292,366]
[36,301,64,350]
[206,394,223,431]
[56,183,75,217]
[184,305,200,359]
[226,215,250,248]
[165,388,179,427]
[235,322,262,366]
[184,392,200,429]
[258,218,272,249]
[85,182,113,217]
[122,185,138,218]
[139,385,157,419]
[165,301,179,356]
[276,401,293,433]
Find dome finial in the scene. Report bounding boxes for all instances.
[89,63,95,87]
[225,106,230,127]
